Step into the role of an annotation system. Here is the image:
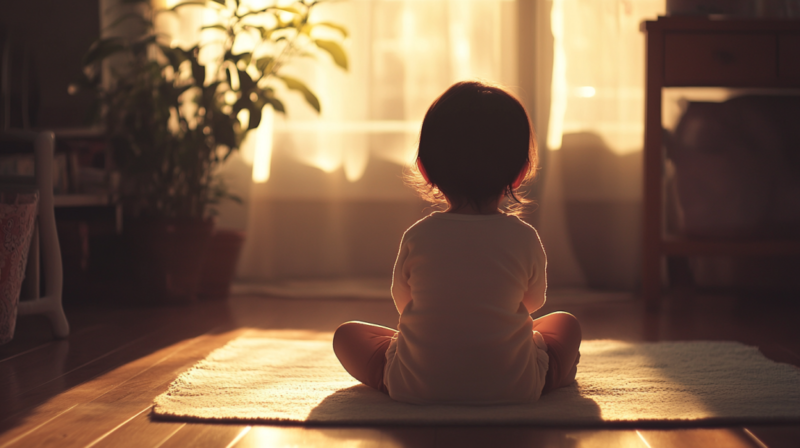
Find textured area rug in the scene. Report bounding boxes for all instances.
[153,331,800,426]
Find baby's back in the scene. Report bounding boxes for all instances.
[385,213,550,404]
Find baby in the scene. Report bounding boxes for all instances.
[333,80,581,404]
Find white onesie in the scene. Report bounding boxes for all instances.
[384,211,550,405]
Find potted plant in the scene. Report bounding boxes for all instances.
[74,0,347,302]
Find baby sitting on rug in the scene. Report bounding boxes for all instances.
[333,80,582,405]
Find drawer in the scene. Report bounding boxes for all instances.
[779,33,800,81]
[664,33,777,86]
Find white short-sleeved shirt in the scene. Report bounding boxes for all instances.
[384,212,550,405]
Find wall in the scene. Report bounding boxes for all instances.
[0,0,99,128]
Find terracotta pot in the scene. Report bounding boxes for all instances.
[198,229,245,300]
[124,218,214,304]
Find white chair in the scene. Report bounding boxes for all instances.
[0,130,69,338]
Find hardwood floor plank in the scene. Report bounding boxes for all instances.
[234,426,436,448]
[0,405,79,448]
[433,428,648,448]
[87,409,185,448]
[0,310,125,361]
[743,425,800,448]
[638,428,761,448]
[157,423,248,448]
[1,293,798,447]
[0,301,231,409]
[0,328,242,446]
[0,326,197,420]
[0,332,196,445]
[0,402,149,448]
[93,329,248,405]
[0,303,232,420]
[566,430,651,448]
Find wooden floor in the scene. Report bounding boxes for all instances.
[1,288,799,448]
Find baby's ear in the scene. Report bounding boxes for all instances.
[512,162,529,189]
[417,158,431,183]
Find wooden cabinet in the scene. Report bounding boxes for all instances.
[642,17,800,310]
[664,33,777,85]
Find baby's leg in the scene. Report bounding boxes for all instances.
[531,311,582,394]
[333,321,396,393]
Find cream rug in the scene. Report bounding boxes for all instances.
[153,330,800,426]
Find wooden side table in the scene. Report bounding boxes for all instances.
[642,16,800,311]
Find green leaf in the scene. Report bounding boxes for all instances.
[223,50,252,67]
[82,38,126,66]
[130,34,158,56]
[310,21,348,38]
[103,12,153,33]
[158,44,188,72]
[255,56,274,73]
[104,0,149,14]
[169,1,206,11]
[226,51,252,66]
[265,97,285,114]
[189,47,205,86]
[247,104,262,129]
[237,7,269,19]
[211,0,226,5]
[238,70,255,92]
[200,24,228,32]
[159,83,191,108]
[271,5,301,15]
[232,94,252,115]
[213,115,237,149]
[175,84,193,99]
[202,81,221,108]
[313,39,348,70]
[278,75,320,113]
[242,24,270,39]
[226,65,234,88]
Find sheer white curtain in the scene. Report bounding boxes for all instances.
[539,0,664,290]
[209,0,521,280]
[164,0,665,287]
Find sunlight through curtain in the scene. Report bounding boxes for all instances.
[541,0,664,290]
[548,0,664,155]
[216,0,521,280]
[160,0,664,287]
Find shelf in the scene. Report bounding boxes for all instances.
[53,194,111,208]
[641,17,800,308]
[662,235,800,257]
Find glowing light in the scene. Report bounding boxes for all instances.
[343,145,368,182]
[237,108,250,130]
[547,0,567,151]
[303,137,342,173]
[167,107,180,135]
[401,9,415,38]
[576,86,596,98]
[224,90,238,105]
[252,105,274,183]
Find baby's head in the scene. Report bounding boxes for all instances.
[414,80,536,214]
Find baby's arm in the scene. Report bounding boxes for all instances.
[521,231,548,314]
[391,238,412,314]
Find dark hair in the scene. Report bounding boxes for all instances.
[411,80,537,215]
